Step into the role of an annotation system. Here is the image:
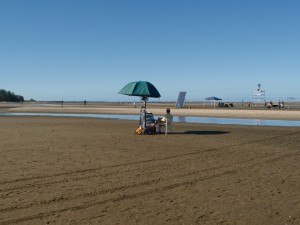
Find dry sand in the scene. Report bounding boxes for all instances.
[0,111,299,224]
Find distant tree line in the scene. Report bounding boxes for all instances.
[0,89,24,102]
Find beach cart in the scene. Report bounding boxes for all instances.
[139,108,156,134]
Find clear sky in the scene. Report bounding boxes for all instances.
[1,0,299,102]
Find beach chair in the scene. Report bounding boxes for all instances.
[159,117,173,135]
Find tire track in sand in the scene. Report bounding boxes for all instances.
[1,130,298,188]
[0,150,298,225]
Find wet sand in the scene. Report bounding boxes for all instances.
[0,114,299,225]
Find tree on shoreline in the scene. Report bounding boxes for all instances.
[0,89,24,102]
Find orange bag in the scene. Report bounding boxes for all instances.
[136,126,143,135]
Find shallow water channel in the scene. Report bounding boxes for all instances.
[1,112,300,127]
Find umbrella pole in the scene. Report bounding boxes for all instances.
[139,100,147,130]
[139,108,142,127]
[139,100,143,127]
[143,100,146,131]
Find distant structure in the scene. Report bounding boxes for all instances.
[252,83,265,103]
[287,97,296,102]
[176,91,187,108]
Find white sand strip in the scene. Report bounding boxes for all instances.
[4,106,300,121]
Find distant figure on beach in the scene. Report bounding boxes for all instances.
[281,101,284,108]
[267,101,273,109]
[133,100,136,108]
[278,100,281,109]
[61,100,64,107]
[84,100,87,106]
[248,102,251,107]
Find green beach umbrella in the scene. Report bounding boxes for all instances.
[118,81,161,98]
[119,81,161,129]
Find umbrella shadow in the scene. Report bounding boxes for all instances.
[172,131,230,135]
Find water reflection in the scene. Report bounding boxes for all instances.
[1,112,300,127]
[177,116,186,123]
[254,120,264,126]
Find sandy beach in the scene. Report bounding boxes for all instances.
[2,102,300,120]
[0,104,299,224]
[2,0,300,223]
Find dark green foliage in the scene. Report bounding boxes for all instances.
[0,89,24,102]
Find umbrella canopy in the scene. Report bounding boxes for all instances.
[118,81,161,98]
[205,96,222,101]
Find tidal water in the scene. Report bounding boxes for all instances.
[1,112,300,127]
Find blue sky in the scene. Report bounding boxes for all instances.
[1,0,299,102]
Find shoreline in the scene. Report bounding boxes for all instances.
[1,102,300,121]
